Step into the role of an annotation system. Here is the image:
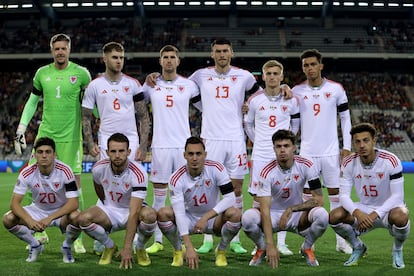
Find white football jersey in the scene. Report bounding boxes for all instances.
[257,156,320,211]
[14,160,78,211]
[92,159,148,208]
[340,149,404,218]
[142,75,199,148]
[82,73,142,147]
[244,90,300,161]
[292,78,349,156]
[169,160,231,217]
[189,66,257,140]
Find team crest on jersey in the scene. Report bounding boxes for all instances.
[324,92,332,99]
[293,174,300,181]
[123,86,130,93]
[178,86,184,93]
[231,76,237,83]
[204,180,211,187]
[125,183,131,189]
[377,172,385,180]
[282,105,288,113]
[70,76,77,84]
[53,182,60,189]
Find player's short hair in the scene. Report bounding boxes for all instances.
[102,42,124,54]
[34,137,56,151]
[50,33,71,49]
[262,60,284,74]
[185,136,205,151]
[211,38,232,49]
[107,133,129,148]
[300,49,323,63]
[272,129,296,145]
[160,45,180,58]
[350,123,377,138]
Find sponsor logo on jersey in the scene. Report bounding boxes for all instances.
[70,76,77,84]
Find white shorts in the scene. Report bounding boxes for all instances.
[98,133,139,161]
[96,201,128,233]
[269,209,303,233]
[204,139,248,179]
[150,148,186,183]
[186,211,216,235]
[353,203,407,233]
[23,204,62,228]
[248,160,268,195]
[302,155,340,189]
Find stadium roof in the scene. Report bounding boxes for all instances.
[1,1,413,19]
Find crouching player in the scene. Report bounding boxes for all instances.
[65,133,157,268]
[157,137,242,269]
[329,123,410,269]
[3,137,80,263]
[242,129,328,268]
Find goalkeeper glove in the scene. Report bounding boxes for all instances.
[14,124,27,156]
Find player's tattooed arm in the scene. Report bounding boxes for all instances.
[135,100,150,161]
[82,107,99,157]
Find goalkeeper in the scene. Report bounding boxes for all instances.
[14,33,91,254]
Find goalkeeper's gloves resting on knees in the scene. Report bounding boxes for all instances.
[14,124,27,156]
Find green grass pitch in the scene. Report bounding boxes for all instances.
[0,173,413,275]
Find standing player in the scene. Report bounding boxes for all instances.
[3,137,80,263]
[75,133,156,267]
[242,130,328,268]
[157,137,242,268]
[82,41,149,161]
[81,42,150,255]
[330,123,410,269]
[244,60,300,256]
[188,38,261,254]
[142,45,200,254]
[292,49,353,254]
[14,33,91,253]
